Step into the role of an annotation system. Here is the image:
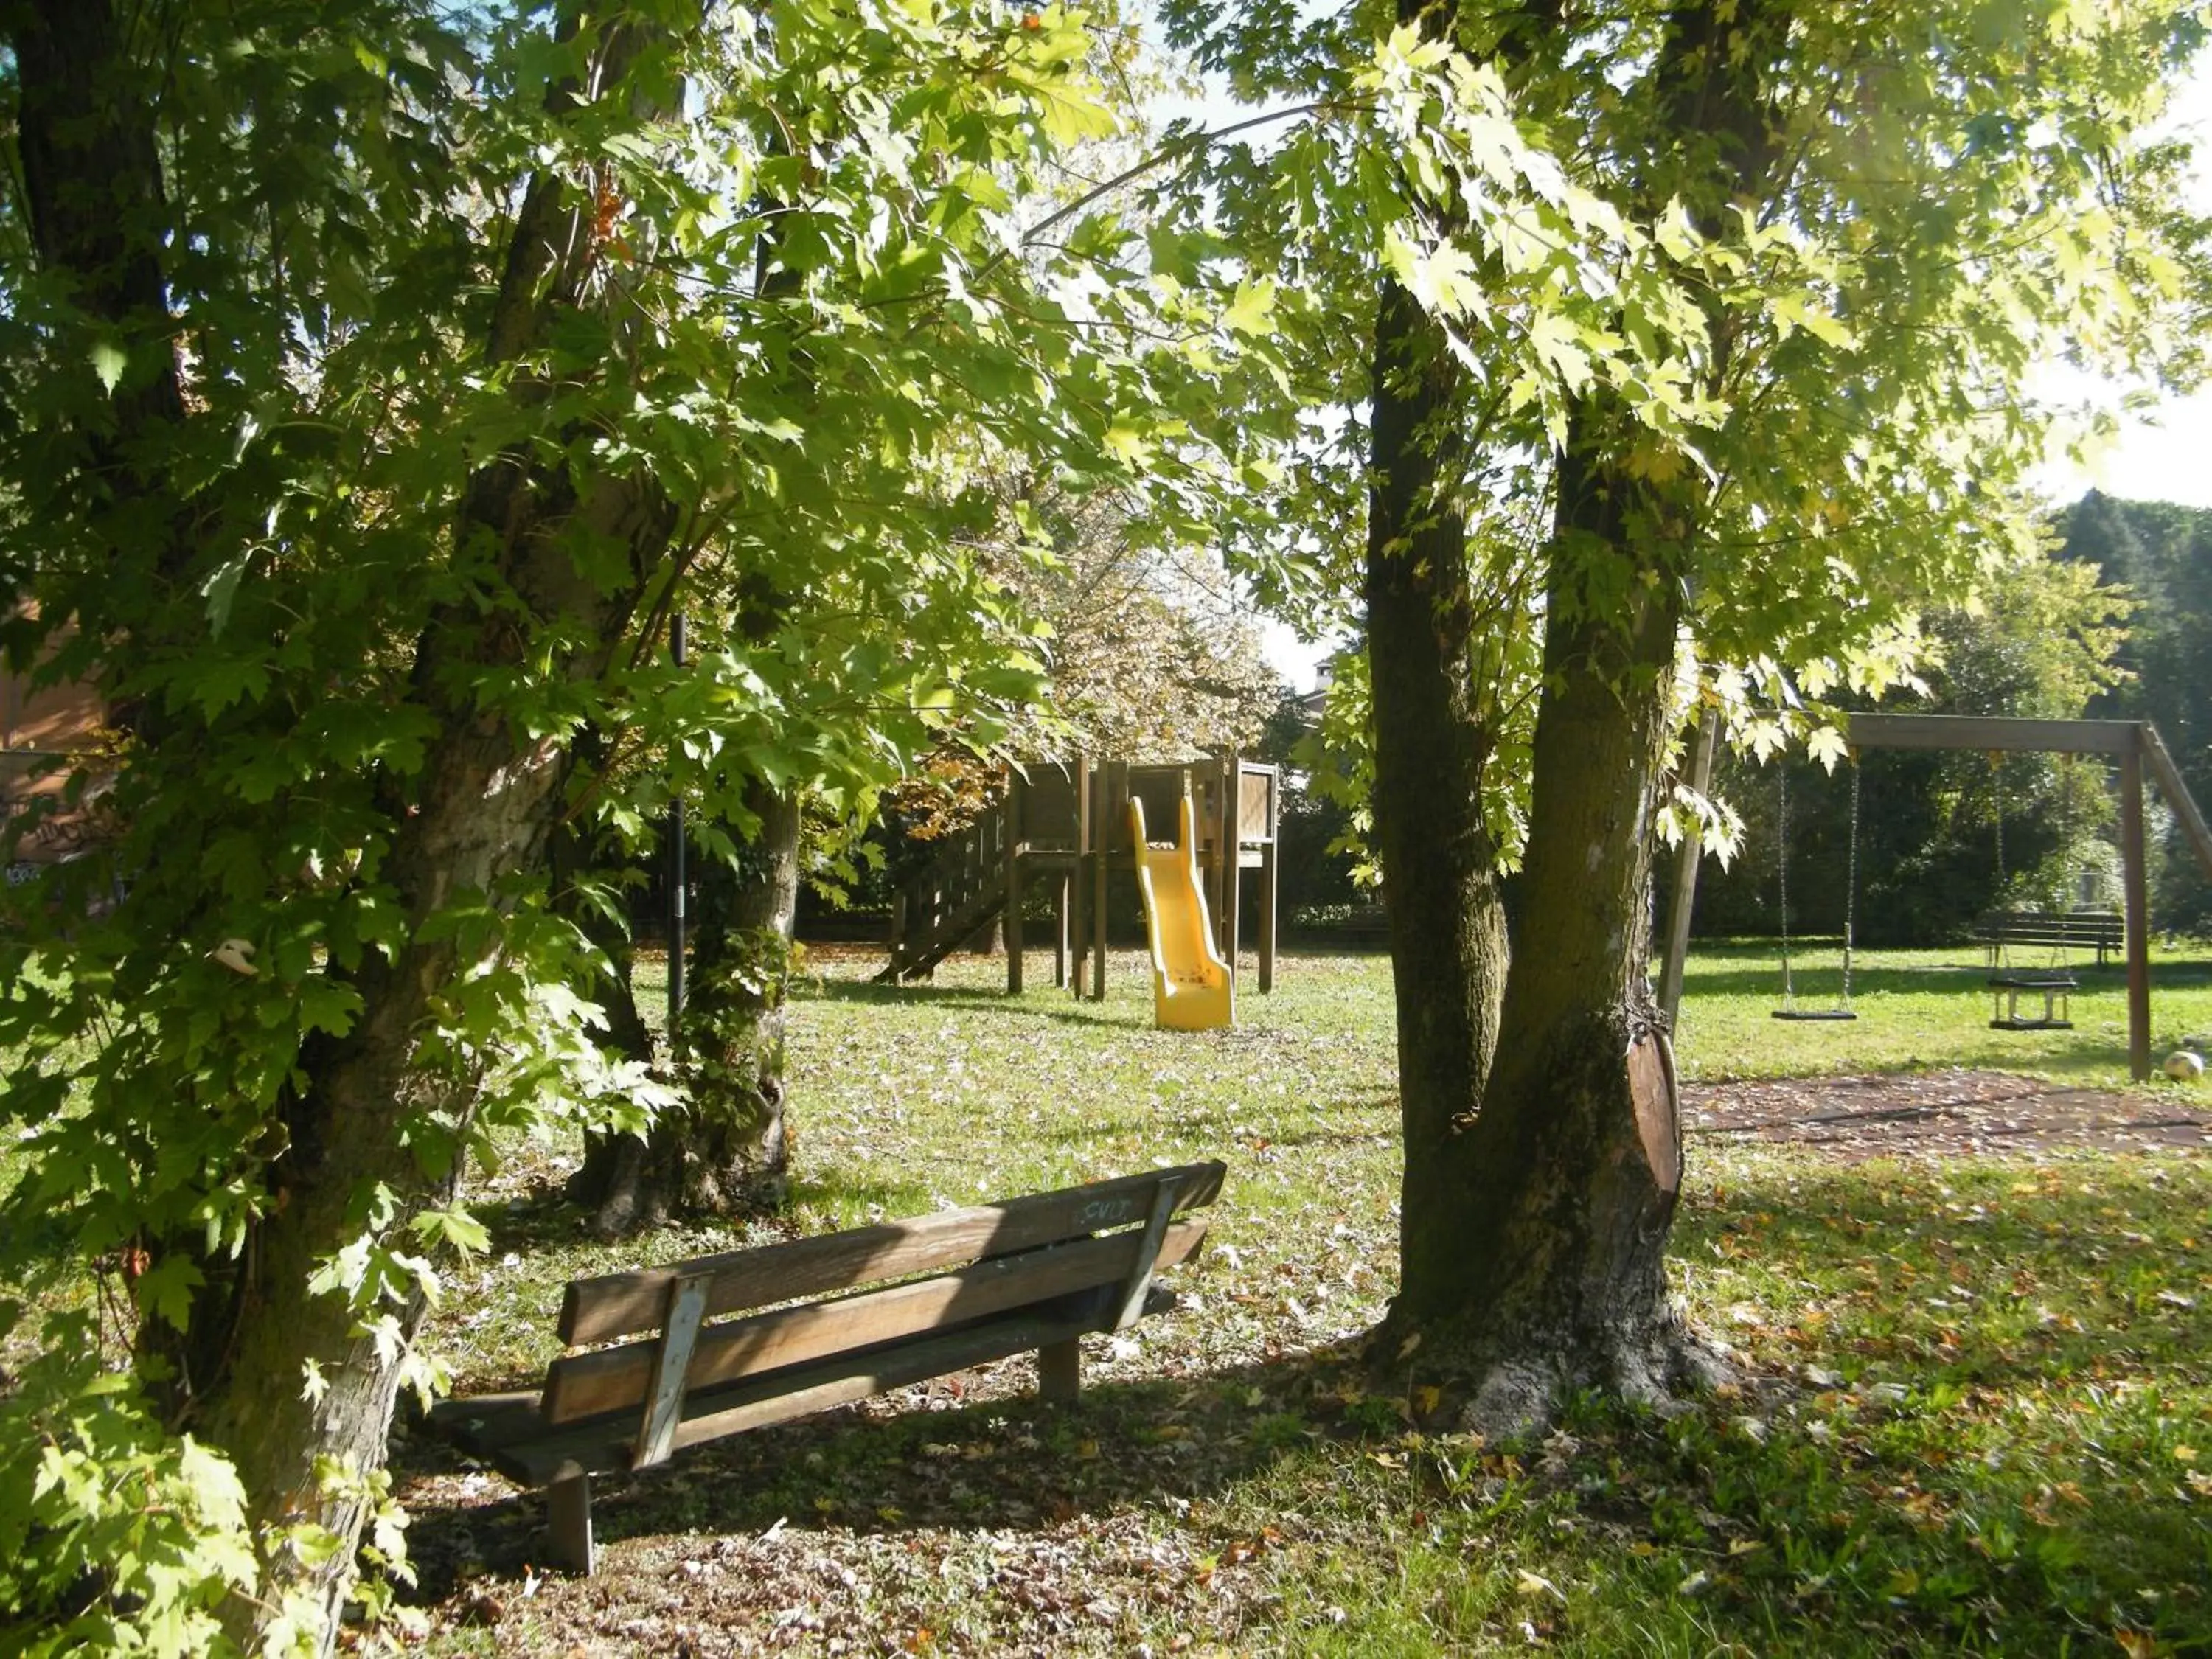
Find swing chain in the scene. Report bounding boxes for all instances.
[1989,750,2006,894]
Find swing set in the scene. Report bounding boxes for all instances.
[1660,712,2212,1081]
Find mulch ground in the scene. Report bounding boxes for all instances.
[1687,1066,2212,1157]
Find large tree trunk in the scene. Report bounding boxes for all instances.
[1392,430,1708,1429]
[573,781,800,1234]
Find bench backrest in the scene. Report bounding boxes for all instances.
[1974,909,2121,945]
[543,1161,1225,1432]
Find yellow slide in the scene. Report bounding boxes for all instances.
[1129,793,1234,1031]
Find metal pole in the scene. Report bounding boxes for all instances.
[667,611,687,1047]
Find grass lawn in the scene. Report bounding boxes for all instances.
[1674,937,2212,1088]
[391,941,2212,1657]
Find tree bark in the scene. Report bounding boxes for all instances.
[573,780,800,1234]
[1392,426,1706,1427]
[1363,271,1512,1281]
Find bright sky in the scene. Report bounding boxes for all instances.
[2036,52,2212,506]
[1244,47,2212,692]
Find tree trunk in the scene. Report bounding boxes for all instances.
[1369,0,1778,1432]
[1362,271,1512,1283]
[1393,430,1709,1430]
[574,781,800,1234]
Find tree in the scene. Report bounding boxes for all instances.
[0,1,1271,1646]
[1163,0,2205,1424]
[2057,489,2212,931]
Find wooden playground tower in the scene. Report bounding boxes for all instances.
[880,755,1281,1000]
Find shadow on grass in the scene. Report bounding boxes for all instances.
[1677,962,2149,999]
[1682,954,2212,1000]
[394,1344,1347,1604]
[1024,1096,1399,1152]
[471,1170,944,1262]
[798,975,1145,1032]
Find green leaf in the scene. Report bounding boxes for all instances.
[1223,279,1279,340]
[200,555,251,637]
[89,341,126,394]
[408,1206,490,1258]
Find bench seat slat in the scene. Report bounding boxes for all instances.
[543,1216,1209,1425]
[560,1161,1225,1346]
[489,1289,1173,1489]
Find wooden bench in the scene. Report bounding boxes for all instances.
[1972,909,2123,969]
[425,1161,1225,1573]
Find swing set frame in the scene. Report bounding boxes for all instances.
[1658,713,2212,1082]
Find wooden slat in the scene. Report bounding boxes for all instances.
[633,1271,712,1469]
[560,1161,1225,1346]
[493,1289,1175,1489]
[544,1216,1208,1425]
[1847,713,2142,756]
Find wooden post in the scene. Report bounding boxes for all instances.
[1092,762,1120,1001]
[1222,758,1244,979]
[546,1475,594,1575]
[1071,759,1091,999]
[667,613,687,1043]
[1210,755,1234,962]
[2120,736,2152,1082]
[1257,810,1278,994]
[1053,870,1070,989]
[1037,1338,1082,1402]
[1658,710,1719,1028]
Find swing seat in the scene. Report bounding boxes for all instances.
[1771,1008,1857,1021]
[1989,978,2072,1032]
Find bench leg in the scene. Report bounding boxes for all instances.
[1037,1338,1082,1404]
[546,1474,595,1576]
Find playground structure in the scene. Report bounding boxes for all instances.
[1128,790,1234,1029]
[1659,712,2212,1081]
[1,618,109,874]
[880,755,1280,1003]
